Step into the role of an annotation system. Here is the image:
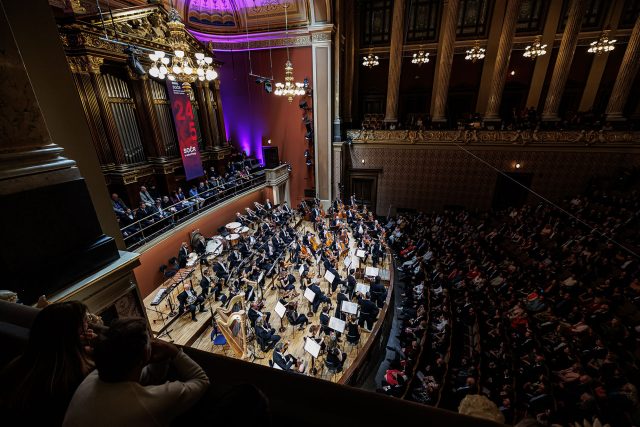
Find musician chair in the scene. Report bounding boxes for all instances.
[345,332,361,354]
[323,359,340,382]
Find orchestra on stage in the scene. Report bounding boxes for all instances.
[145,195,391,380]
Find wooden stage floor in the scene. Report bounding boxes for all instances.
[144,218,392,384]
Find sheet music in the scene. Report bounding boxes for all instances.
[324,270,336,284]
[186,253,198,267]
[350,257,360,269]
[356,282,370,295]
[257,272,265,284]
[274,301,286,318]
[341,301,359,315]
[328,316,346,333]
[304,288,316,302]
[298,265,305,276]
[356,249,366,258]
[304,337,321,358]
[365,266,379,277]
[344,256,351,269]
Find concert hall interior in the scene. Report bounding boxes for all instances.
[2,0,640,426]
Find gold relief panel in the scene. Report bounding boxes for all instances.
[67,55,104,73]
[345,130,640,146]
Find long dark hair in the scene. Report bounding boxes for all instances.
[4,301,90,422]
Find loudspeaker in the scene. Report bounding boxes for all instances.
[262,146,279,169]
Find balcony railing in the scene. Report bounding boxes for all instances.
[120,173,266,250]
[345,129,640,146]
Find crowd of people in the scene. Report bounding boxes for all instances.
[112,155,262,246]
[360,108,637,132]
[0,300,268,426]
[379,168,640,426]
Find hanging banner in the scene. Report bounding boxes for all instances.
[166,81,203,181]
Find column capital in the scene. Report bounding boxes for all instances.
[67,55,104,74]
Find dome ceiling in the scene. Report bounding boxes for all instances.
[175,0,311,34]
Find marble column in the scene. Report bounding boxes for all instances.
[525,0,563,109]
[483,0,523,121]
[542,0,588,121]
[383,0,405,123]
[194,80,215,151]
[332,0,342,141]
[1,0,120,303]
[341,0,355,128]
[311,29,333,208]
[605,15,640,121]
[578,0,625,112]
[212,80,226,147]
[431,0,460,123]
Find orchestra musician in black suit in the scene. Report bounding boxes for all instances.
[178,242,189,268]
[272,342,304,372]
[346,269,357,298]
[213,259,229,280]
[319,306,331,335]
[199,269,212,298]
[228,249,242,269]
[309,281,331,313]
[357,292,379,331]
[335,286,349,320]
[255,318,280,351]
[285,301,309,330]
[371,241,384,267]
[248,302,270,327]
[370,275,387,308]
[177,284,205,321]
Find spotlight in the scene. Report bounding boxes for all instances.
[299,100,308,110]
[304,149,310,158]
[255,77,265,84]
[305,131,313,140]
[306,158,312,167]
[264,81,272,93]
[125,45,146,76]
[303,77,309,88]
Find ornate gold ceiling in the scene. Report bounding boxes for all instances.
[173,0,311,34]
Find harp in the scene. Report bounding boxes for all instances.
[214,295,248,358]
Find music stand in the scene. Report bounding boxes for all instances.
[275,301,287,333]
[304,336,321,376]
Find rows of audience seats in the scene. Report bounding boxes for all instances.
[379,167,640,426]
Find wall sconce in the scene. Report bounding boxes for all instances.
[514,162,522,169]
[361,159,365,164]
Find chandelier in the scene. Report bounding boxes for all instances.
[147,8,217,92]
[588,30,616,54]
[274,60,305,102]
[523,36,547,59]
[465,41,486,62]
[274,3,304,102]
[412,50,430,65]
[362,50,380,68]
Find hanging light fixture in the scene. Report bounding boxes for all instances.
[146,7,217,91]
[588,30,616,54]
[465,41,486,62]
[411,49,430,65]
[362,49,380,68]
[523,36,547,59]
[274,2,305,102]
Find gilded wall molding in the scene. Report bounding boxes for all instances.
[206,35,312,51]
[345,129,640,146]
[67,55,104,73]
